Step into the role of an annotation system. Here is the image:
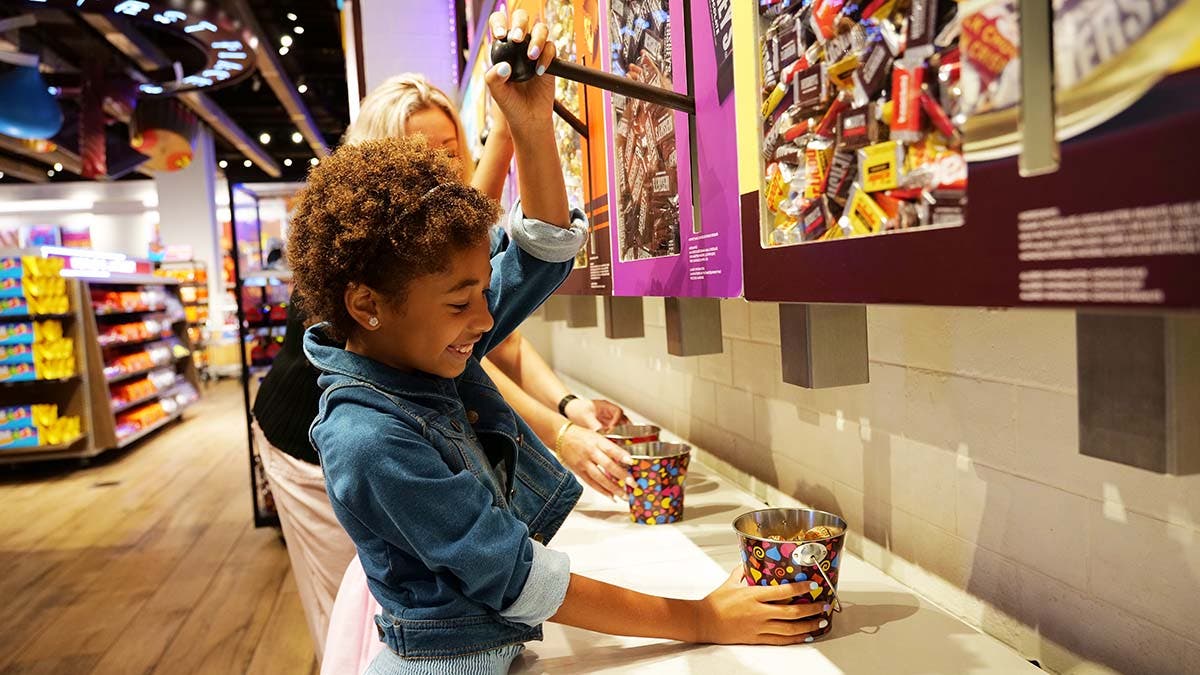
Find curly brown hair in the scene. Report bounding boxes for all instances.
[288,136,500,340]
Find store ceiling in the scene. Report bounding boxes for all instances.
[0,0,349,185]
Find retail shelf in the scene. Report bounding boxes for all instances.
[179,281,208,287]
[0,433,87,455]
[87,274,181,287]
[110,381,185,415]
[241,269,293,281]
[0,429,87,456]
[0,375,80,387]
[116,410,184,449]
[0,313,74,322]
[94,305,172,318]
[105,354,189,385]
[99,331,176,350]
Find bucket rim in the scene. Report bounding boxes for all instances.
[731,507,848,544]
[626,441,691,460]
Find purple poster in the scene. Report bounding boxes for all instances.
[604,0,742,298]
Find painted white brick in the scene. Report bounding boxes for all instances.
[1088,508,1200,639]
[715,384,756,444]
[868,305,1077,392]
[719,298,751,339]
[879,434,958,533]
[1015,386,1200,532]
[1019,556,1200,675]
[730,338,781,395]
[956,462,1091,591]
[901,369,1018,469]
[748,301,781,344]
[909,517,975,589]
[696,339,734,386]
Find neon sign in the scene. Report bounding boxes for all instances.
[25,0,257,96]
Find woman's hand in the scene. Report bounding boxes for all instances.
[486,9,556,137]
[564,397,629,432]
[690,568,829,645]
[557,425,633,499]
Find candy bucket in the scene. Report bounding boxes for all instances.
[624,442,690,524]
[732,508,847,639]
[604,424,661,446]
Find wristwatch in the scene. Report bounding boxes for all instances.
[557,394,579,416]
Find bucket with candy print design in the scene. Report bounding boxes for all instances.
[624,442,690,524]
[733,508,847,640]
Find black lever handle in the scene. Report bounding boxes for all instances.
[490,37,695,115]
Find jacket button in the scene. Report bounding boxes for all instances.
[467,410,479,424]
[532,533,545,544]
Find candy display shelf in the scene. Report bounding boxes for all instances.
[157,260,213,383]
[0,251,92,464]
[0,250,204,465]
[80,277,202,452]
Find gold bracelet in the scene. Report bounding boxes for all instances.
[553,420,574,458]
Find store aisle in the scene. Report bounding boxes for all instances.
[0,381,315,675]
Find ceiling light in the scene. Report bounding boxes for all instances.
[0,171,4,179]
[287,12,298,21]
[310,157,319,166]
[47,170,55,177]
[291,131,303,143]
[297,84,308,94]
[47,86,60,96]
[278,46,289,56]
[259,132,272,144]
[218,160,228,169]
[53,162,63,172]
[283,158,293,167]
[280,35,293,47]
[294,26,304,34]
[243,159,252,168]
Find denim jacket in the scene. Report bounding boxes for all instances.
[305,203,587,659]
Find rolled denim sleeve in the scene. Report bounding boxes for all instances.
[314,389,557,618]
[498,540,571,626]
[507,200,588,263]
[476,203,588,357]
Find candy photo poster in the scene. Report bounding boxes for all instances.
[604,0,745,298]
[739,0,1200,311]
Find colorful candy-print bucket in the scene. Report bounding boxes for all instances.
[624,442,690,525]
[605,424,661,446]
[733,508,847,639]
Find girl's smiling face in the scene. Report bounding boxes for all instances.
[345,238,494,378]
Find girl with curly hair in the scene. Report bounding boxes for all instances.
[293,11,826,674]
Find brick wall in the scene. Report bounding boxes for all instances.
[522,298,1200,674]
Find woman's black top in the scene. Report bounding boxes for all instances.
[252,291,322,465]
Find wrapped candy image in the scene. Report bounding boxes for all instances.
[758,0,968,247]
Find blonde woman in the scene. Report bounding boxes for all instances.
[254,73,632,661]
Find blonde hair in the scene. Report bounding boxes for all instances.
[344,73,474,182]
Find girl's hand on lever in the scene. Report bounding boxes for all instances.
[485,9,556,138]
[484,9,569,228]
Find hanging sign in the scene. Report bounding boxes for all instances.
[25,0,257,96]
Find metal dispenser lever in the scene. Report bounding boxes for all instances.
[490,37,696,115]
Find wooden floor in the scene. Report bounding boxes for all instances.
[0,381,317,675]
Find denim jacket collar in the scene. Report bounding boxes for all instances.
[303,322,461,406]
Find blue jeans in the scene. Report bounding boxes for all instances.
[365,644,525,674]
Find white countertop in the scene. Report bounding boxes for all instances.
[517,465,1040,675]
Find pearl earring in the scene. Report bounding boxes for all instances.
[368,316,380,328]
